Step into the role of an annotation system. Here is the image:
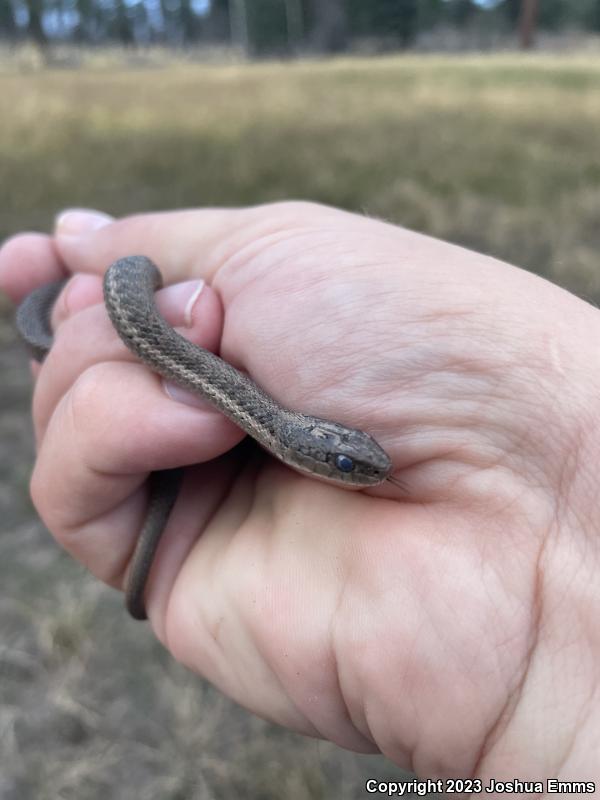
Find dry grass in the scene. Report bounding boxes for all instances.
[1,53,599,798]
[2,53,600,296]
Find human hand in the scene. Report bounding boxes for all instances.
[1,202,599,781]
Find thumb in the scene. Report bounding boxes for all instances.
[53,201,346,287]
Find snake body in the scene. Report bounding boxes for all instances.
[17,256,393,620]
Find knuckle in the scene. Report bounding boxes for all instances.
[259,199,326,220]
[30,458,67,536]
[68,363,106,426]
[66,363,116,464]
[29,461,47,520]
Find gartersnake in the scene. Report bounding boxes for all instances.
[16,256,393,620]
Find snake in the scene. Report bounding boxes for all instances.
[16,255,394,620]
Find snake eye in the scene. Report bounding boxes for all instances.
[335,454,354,473]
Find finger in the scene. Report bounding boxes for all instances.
[139,453,251,625]
[50,272,105,329]
[0,232,66,303]
[34,275,223,439]
[54,207,244,284]
[52,201,336,285]
[31,359,244,583]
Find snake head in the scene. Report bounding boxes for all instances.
[282,416,393,487]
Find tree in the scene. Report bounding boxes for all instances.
[203,0,231,43]
[0,0,17,38]
[229,0,249,52]
[111,0,135,44]
[23,0,48,45]
[346,0,419,49]
[590,0,600,31]
[377,0,419,48]
[446,0,477,27]
[537,0,569,30]
[518,0,538,47]
[246,0,288,55]
[501,0,521,27]
[501,0,580,35]
[309,0,347,53]
[417,0,446,33]
[283,0,304,50]
[179,0,202,43]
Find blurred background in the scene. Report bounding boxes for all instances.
[1,1,599,798]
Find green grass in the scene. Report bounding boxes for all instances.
[1,53,599,798]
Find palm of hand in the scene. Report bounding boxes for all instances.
[163,211,558,773]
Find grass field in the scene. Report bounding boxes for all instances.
[1,53,599,798]
[2,53,600,296]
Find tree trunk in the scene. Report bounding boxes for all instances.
[0,0,17,39]
[229,0,249,54]
[310,0,347,53]
[518,0,538,49]
[591,0,600,33]
[25,0,48,45]
[284,0,303,51]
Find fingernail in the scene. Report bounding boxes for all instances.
[55,209,114,236]
[163,381,211,409]
[160,279,208,409]
[159,280,205,328]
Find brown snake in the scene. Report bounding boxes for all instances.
[16,256,394,620]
